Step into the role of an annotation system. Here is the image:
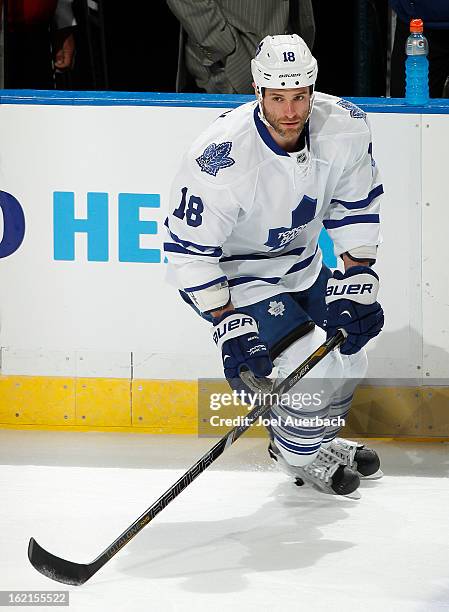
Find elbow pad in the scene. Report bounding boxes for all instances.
[187,280,231,314]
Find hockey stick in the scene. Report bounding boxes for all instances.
[28,329,346,585]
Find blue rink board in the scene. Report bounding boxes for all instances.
[1,89,449,114]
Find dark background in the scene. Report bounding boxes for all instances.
[312,0,389,97]
[3,0,390,97]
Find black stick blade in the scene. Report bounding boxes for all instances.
[28,538,94,586]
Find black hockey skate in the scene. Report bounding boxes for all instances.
[327,438,382,479]
[268,441,360,498]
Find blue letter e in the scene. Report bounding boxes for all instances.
[118,193,160,263]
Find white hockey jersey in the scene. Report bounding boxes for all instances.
[164,92,383,308]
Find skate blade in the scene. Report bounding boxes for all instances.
[343,489,361,500]
[309,484,361,499]
[361,468,383,480]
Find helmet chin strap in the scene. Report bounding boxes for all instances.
[255,87,272,128]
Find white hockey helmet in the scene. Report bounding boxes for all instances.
[251,34,317,91]
[251,34,318,125]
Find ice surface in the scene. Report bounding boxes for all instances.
[1,431,449,612]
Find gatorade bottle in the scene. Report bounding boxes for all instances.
[405,18,429,105]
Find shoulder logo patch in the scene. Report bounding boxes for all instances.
[196,141,235,176]
[336,99,366,120]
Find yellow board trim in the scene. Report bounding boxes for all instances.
[0,375,448,438]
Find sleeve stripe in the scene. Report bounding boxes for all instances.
[167,228,223,255]
[330,184,384,210]
[164,243,222,258]
[184,276,227,292]
[323,214,380,230]
[164,218,222,254]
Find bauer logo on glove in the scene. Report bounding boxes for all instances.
[325,266,384,355]
[212,310,273,392]
[212,315,257,347]
[326,272,378,304]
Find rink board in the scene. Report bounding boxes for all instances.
[0,93,448,436]
[1,375,449,438]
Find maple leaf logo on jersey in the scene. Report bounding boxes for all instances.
[196,142,235,177]
[265,195,317,250]
[336,99,366,120]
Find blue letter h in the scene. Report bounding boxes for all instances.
[54,192,109,261]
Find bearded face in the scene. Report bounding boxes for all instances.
[261,88,311,146]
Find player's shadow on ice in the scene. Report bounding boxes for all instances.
[112,480,356,594]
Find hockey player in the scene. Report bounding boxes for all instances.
[164,34,384,497]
